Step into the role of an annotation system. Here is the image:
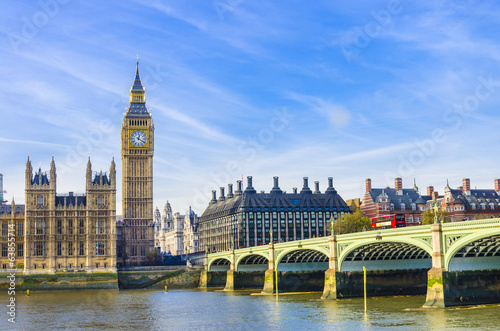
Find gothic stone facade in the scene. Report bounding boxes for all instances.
[24,157,116,274]
[0,202,25,271]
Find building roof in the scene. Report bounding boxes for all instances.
[126,61,150,118]
[55,195,86,207]
[446,188,500,209]
[0,204,25,215]
[32,168,50,185]
[201,177,349,221]
[368,188,433,208]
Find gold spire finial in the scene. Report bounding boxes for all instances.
[137,54,139,62]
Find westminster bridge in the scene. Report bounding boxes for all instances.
[200,219,500,307]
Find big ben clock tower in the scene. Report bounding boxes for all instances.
[121,59,154,266]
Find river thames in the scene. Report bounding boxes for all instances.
[2,289,499,330]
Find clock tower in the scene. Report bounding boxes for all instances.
[120,60,154,266]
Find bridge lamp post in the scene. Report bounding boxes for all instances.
[270,229,278,303]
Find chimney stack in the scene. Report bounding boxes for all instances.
[247,176,253,189]
[427,186,434,196]
[314,181,320,194]
[432,191,438,200]
[457,186,463,191]
[395,178,403,195]
[227,184,234,198]
[236,180,242,195]
[293,187,297,194]
[365,178,372,192]
[273,176,279,189]
[303,177,309,188]
[219,187,225,201]
[463,178,471,195]
[495,179,500,192]
[211,190,217,204]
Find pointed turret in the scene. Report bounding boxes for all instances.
[126,58,150,117]
[86,157,92,189]
[110,157,116,188]
[25,156,32,189]
[50,156,56,190]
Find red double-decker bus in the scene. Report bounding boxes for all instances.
[371,214,406,230]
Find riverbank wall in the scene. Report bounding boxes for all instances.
[118,267,202,289]
[0,271,118,291]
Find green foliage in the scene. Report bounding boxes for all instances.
[329,209,371,235]
[475,213,493,220]
[421,209,450,225]
[145,249,161,263]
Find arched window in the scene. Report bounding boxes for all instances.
[98,195,105,206]
[37,196,43,206]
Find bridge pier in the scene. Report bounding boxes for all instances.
[261,243,276,295]
[423,223,446,308]
[199,253,208,288]
[321,235,338,299]
[223,250,236,291]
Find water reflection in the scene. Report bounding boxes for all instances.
[3,290,500,330]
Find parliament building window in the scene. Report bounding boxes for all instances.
[79,220,85,234]
[1,244,7,257]
[18,222,23,237]
[96,242,106,256]
[35,220,45,235]
[68,242,73,256]
[98,195,105,207]
[79,241,85,255]
[57,220,62,234]
[34,242,45,256]
[68,220,73,234]
[37,196,44,206]
[17,243,23,257]
[96,219,107,234]
[1,223,7,237]
[56,242,62,256]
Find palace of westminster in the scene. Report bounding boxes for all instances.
[2,62,499,272]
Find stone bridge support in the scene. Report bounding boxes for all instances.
[423,223,446,308]
[199,253,208,288]
[321,235,338,299]
[223,249,236,291]
[261,243,275,294]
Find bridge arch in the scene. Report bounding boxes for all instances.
[445,228,500,271]
[235,253,269,271]
[276,247,330,271]
[208,257,231,272]
[338,238,433,272]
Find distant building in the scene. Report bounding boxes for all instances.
[199,176,349,252]
[183,207,199,254]
[154,202,200,256]
[0,201,24,271]
[23,157,116,274]
[439,178,500,222]
[360,178,437,225]
[345,198,361,212]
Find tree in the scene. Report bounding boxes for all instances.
[475,213,493,220]
[421,209,450,225]
[145,249,161,264]
[329,209,371,235]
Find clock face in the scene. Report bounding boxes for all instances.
[130,130,147,147]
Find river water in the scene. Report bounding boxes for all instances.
[2,289,499,330]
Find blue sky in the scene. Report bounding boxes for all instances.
[2,0,500,214]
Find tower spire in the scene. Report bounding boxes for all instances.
[127,57,149,117]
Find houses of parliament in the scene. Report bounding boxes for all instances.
[0,61,155,272]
